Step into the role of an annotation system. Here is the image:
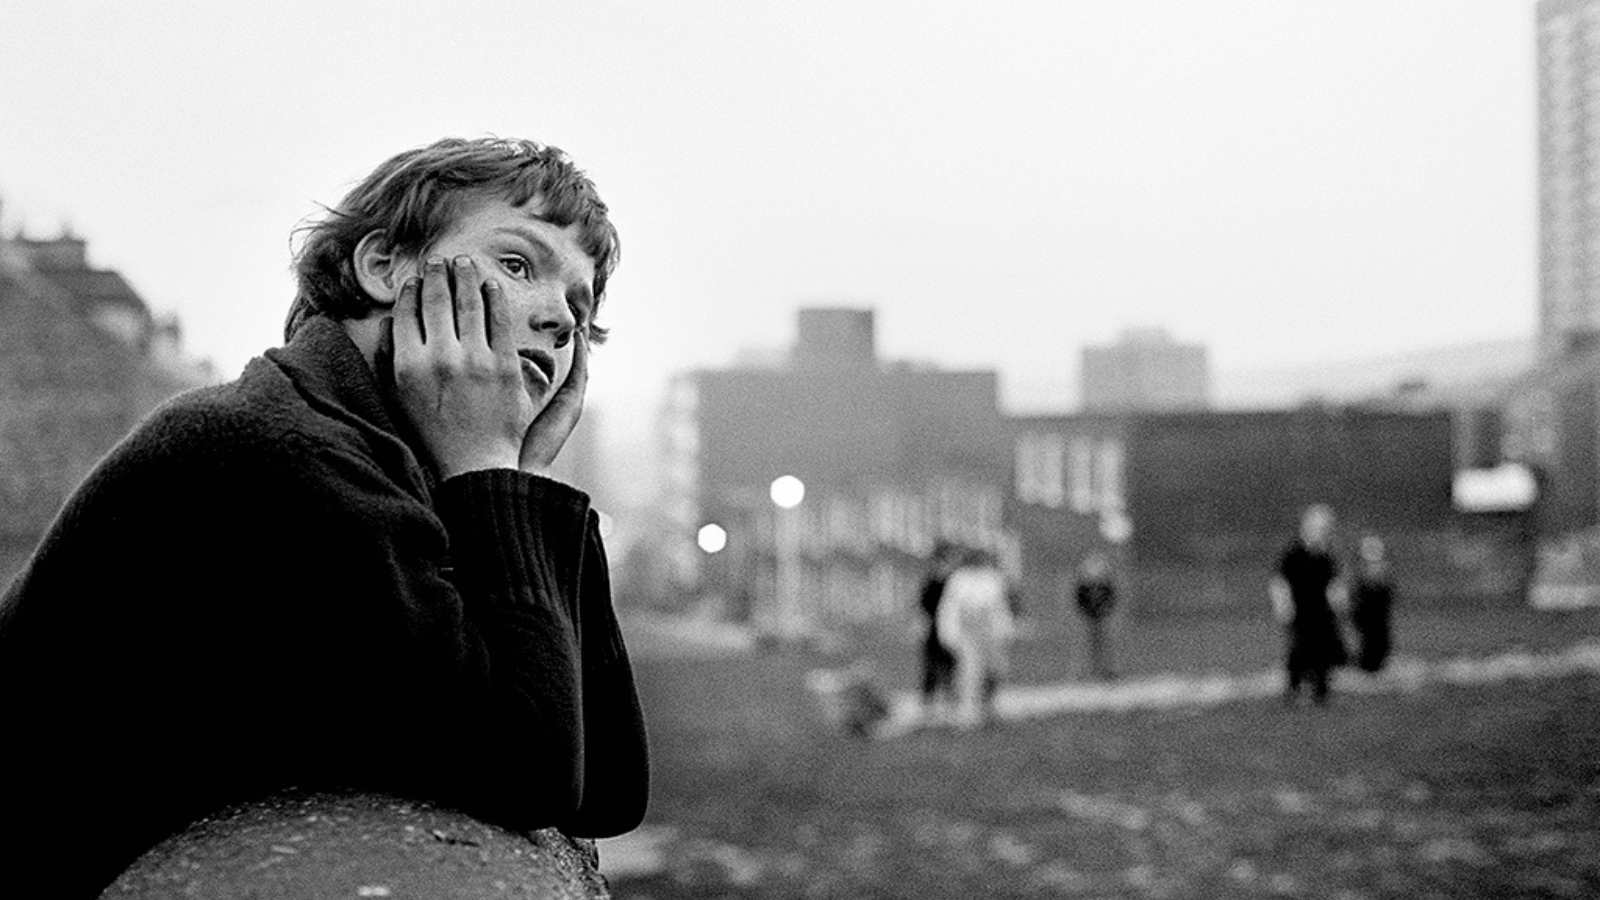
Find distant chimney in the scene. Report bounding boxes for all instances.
[16,234,88,271]
[792,307,876,368]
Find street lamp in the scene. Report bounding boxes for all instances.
[697,523,728,554]
[770,475,806,639]
[770,475,805,509]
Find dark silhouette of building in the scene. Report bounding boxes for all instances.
[0,228,215,585]
[1009,407,1524,618]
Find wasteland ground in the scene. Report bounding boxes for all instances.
[607,606,1600,899]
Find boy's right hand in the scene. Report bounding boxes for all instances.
[386,256,535,479]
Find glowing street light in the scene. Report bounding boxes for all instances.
[697,523,728,554]
[769,475,805,509]
[768,475,807,639]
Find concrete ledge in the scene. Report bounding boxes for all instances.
[101,791,611,899]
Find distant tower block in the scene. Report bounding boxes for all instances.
[1081,327,1211,412]
[793,307,876,368]
[1538,0,1600,357]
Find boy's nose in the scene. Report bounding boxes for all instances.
[526,287,576,339]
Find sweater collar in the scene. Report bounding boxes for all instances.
[265,315,436,494]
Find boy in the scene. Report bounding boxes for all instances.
[0,137,648,896]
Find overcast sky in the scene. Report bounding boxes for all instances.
[0,1,1539,429]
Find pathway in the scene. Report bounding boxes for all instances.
[876,639,1600,737]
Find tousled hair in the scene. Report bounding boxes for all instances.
[285,137,618,342]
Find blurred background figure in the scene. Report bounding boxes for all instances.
[1351,534,1396,673]
[1270,503,1348,707]
[938,547,1015,730]
[804,661,891,739]
[916,541,959,725]
[1074,552,1119,682]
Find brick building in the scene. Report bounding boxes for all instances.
[0,230,214,585]
[657,307,1012,634]
[1009,407,1526,619]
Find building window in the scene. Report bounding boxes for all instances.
[1014,432,1065,507]
[1069,436,1095,513]
[1096,438,1125,511]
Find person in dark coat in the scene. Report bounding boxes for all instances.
[1350,534,1396,673]
[1074,552,1119,681]
[1270,503,1348,706]
[917,541,959,722]
[0,137,649,898]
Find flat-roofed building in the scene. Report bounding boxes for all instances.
[1081,327,1210,412]
[657,307,1013,633]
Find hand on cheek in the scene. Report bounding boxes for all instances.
[520,331,588,477]
[388,255,536,479]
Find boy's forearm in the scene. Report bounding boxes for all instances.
[564,516,650,837]
[433,473,647,834]
[429,470,594,816]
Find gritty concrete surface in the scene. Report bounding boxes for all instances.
[101,791,611,899]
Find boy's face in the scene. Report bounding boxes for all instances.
[397,196,597,412]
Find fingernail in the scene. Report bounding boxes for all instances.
[426,256,445,269]
[454,255,472,269]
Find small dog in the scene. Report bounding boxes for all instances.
[805,663,891,738]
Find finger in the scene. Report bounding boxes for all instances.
[419,256,454,344]
[544,331,589,418]
[519,336,582,470]
[483,277,515,353]
[562,328,590,401]
[375,315,396,390]
[452,255,487,347]
[391,275,423,364]
[520,333,589,472]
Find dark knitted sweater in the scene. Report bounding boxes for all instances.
[0,317,648,897]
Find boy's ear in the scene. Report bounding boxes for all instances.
[352,230,402,308]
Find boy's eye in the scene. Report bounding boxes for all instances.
[501,256,532,278]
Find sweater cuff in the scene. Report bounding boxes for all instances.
[434,469,592,592]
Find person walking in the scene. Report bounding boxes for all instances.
[916,541,959,723]
[1074,552,1119,681]
[1270,503,1348,706]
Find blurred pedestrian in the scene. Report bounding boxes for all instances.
[1074,552,1119,681]
[1270,503,1348,706]
[917,541,959,723]
[938,547,1016,729]
[1350,534,1396,673]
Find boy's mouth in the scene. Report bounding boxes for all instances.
[518,349,556,390]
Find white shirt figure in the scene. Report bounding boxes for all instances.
[936,563,1014,729]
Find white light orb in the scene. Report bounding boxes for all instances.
[769,475,806,509]
[697,523,728,554]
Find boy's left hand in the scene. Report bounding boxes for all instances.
[520,330,588,477]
